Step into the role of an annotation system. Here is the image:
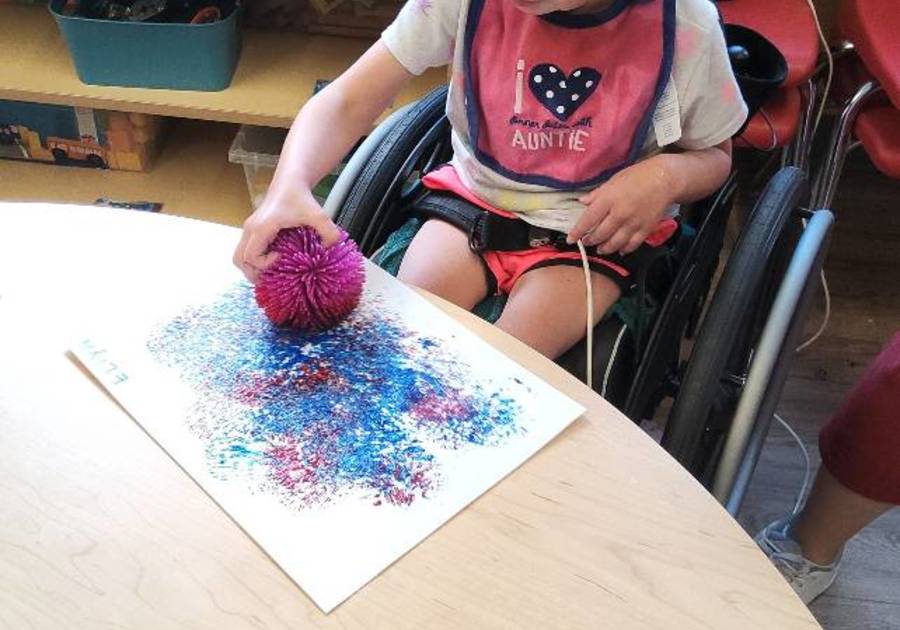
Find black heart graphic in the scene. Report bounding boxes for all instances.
[528,64,601,121]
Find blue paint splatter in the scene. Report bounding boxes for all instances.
[146,284,526,509]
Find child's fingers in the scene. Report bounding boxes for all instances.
[596,227,632,255]
[233,230,250,272]
[577,188,598,205]
[581,209,623,247]
[259,251,280,269]
[567,198,610,243]
[620,232,646,255]
[233,232,261,283]
[238,253,260,284]
[243,266,260,284]
[242,228,279,277]
[310,216,342,247]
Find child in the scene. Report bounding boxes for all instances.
[234,0,747,359]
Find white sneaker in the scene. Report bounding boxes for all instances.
[755,516,842,605]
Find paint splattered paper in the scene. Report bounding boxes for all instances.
[72,262,583,612]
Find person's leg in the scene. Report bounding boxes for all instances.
[397,219,490,309]
[789,467,893,566]
[791,331,900,564]
[756,331,900,603]
[494,264,621,359]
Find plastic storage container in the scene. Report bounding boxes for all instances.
[50,0,243,91]
[229,125,344,208]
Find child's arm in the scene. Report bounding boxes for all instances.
[234,41,414,282]
[566,140,732,254]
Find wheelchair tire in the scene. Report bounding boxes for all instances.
[622,174,738,421]
[661,167,807,484]
[715,209,834,512]
[337,86,451,255]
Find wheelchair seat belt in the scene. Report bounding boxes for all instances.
[413,191,577,254]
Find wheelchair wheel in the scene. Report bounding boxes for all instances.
[661,167,807,484]
[337,86,452,255]
[714,209,834,513]
[622,174,738,421]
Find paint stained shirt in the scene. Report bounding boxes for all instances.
[382,0,747,232]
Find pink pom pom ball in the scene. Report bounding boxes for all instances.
[255,227,365,331]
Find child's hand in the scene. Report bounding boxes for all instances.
[231,40,413,283]
[567,155,677,255]
[233,188,341,283]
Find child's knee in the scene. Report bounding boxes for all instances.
[397,224,489,307]
[495,267,622,358]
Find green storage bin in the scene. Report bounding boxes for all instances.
[50,0,243,91]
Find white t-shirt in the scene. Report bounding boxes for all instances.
[382,0,748,232]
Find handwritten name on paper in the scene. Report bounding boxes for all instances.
[78,338,129,386]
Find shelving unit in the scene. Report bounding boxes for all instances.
[0,5,445,222]
[0,5,445,127]
[1,119,251,225]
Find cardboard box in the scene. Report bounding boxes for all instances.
[0,100,166,171]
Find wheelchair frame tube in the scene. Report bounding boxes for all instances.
[322,103,416,220]
[712,210,835,513]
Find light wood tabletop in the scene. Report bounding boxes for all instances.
[0,203,820,629]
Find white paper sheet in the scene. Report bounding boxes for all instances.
[72,260,584,613]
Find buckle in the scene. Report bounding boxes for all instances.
[528,226,566,249]
[468,213,490,252]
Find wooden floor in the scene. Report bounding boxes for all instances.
[734,151,900,630]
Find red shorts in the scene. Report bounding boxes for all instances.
[422,166,679,295]
[480,223,678,294]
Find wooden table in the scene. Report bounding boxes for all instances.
[0,203,820,629]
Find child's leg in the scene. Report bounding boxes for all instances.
[496,265,621,359]
[397,219,490,309]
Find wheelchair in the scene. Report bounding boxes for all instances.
[322,85,834,514]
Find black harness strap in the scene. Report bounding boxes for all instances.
[410,188,682,370]
[413,191,576,253]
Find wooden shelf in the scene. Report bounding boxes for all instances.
[0,118,251,226]
[0,5,445,127]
